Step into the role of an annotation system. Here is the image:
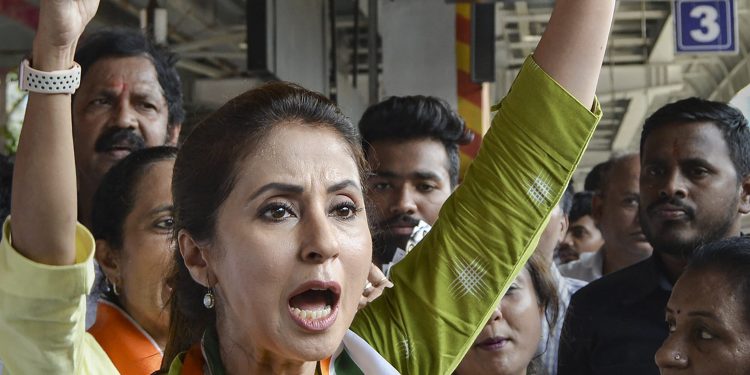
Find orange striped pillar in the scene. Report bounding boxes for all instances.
[455,4,487,179]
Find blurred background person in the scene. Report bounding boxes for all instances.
[557,191,604,264]
[0,154,12,223]
[560,153,652,282]
[534,185,587,375]
[559,99,750,375]
[456,252,560,375]
[584,160,608,193]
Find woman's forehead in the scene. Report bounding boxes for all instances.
[236,125,362,187]
[135,160,174,195]
[515,267,532,284]
[669,269,739,318]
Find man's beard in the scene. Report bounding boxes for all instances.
[372,213,420,265]
[555,242,579,264]
[372,232,410,266]
[641,195,738,260]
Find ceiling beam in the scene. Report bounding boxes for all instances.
[498,9,668,23]
[171,31,245,52]
[508,36,651,49]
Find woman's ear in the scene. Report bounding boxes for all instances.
[95,239,121,286]
[178,229,213,287]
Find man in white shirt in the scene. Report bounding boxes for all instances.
[560,153,652,282]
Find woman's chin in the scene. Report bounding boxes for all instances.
[284,326,348,361]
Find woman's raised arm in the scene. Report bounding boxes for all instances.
[351,1,615,373]
[534,0,615,107]
[10,0,99,265]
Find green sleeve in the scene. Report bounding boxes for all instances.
[350,56,602,375]
[0,218,118,374]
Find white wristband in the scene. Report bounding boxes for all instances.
[19,59,82,94]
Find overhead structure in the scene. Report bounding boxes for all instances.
[3,0,750,169]
[455,3,491,178]
[493,0,750,185]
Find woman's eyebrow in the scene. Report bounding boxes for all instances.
[250,183,304,200]
[327,180,359,193]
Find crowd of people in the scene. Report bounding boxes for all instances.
[0,0,749,374]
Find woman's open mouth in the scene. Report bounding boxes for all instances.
[287,281,341,332]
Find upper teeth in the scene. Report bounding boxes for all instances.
[291,305,332,320]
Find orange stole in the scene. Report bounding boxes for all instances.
[88,301,163,375]
[319,357,331,375]
[180,343,205,375]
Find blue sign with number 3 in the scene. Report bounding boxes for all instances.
[675,0,737,53]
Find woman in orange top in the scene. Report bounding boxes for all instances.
[87,146,178,374]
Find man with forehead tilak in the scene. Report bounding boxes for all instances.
[71,30,183,227]
[558,98,750,375]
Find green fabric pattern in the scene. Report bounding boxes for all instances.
[350,55,601,375]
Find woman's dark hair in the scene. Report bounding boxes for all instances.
[75,28,185,127]
[162,82,367,368]
[687,236,750,322]
[0,154,13,223]
[526,251,560,346]
[518,252,560,375]
[91,146,178,303]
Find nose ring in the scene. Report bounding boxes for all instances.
[674,353,681,360]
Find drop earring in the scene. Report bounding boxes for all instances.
[203,282,215,309]
[203,270,215,309]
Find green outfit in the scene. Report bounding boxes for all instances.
[0,56,600,375]
[350,56,600,374]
